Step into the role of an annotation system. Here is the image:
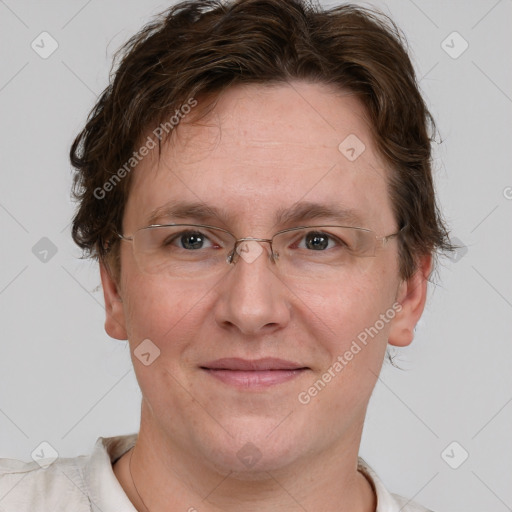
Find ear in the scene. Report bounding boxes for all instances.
[388,254,432,347]
[99,261,128,340]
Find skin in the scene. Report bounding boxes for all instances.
[102,81,431,512]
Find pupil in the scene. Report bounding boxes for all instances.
[181,232,204,250]
[306,232,328,250]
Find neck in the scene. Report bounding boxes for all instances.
[114,417,375,512]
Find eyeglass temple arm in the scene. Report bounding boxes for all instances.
[380,224,408,243]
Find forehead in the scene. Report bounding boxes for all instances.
[124,81,395,233]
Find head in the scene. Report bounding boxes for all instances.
[71,0,452,474]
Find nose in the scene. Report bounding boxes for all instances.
[214,240,291,336]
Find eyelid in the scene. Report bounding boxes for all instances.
[300,229,344,247]
[276,227,347,249]
[168,226,231,248]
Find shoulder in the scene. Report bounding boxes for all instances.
[0,454,91,511]
[0,435,137,512]
[357,457,436,512]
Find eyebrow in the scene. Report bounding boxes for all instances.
[145,200,366,229]
[146,201,236,226]
[274,201,365,228]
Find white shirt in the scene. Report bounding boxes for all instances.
[0,435,433,511]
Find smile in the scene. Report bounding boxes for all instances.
[200,358,309,389]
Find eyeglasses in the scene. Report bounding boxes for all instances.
[118,223,404,279]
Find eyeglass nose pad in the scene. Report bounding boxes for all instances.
[226,250,236,264]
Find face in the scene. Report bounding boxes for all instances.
[101,81,429,475]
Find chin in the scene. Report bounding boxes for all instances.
[193,418,309,477]
[208,446,302,479]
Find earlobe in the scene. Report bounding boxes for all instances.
[99,261,128,340]
[388,254,432,347]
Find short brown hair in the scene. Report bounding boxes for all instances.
[70,0,452,280]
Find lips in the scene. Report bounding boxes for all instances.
[201,357,307,371]
[200,358,309,389]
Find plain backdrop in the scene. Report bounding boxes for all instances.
[0,1,511,511]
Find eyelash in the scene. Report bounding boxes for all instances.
[167,230,345,250]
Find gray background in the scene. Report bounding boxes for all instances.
[0,1,511,511]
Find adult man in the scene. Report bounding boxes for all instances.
[0,0,451,510]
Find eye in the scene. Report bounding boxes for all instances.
[167,230,215,250]
[299,231,341,251]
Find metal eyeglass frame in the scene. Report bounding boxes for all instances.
[117,223,407,265]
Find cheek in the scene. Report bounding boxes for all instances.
[294,277,397,416]
[121,277,215,414]
[122,275,210,358]
[295,264,399,362]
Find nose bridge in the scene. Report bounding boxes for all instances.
[216,237,289,335]
[229,237,275,265]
